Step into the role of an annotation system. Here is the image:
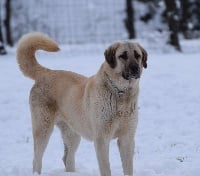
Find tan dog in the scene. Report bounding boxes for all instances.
[17,33,147,176]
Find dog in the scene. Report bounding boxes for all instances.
[17,32,147,176]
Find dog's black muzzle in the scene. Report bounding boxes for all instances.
[122,65,140,80]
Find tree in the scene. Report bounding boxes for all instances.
[125,0,136,39]
[180,0,191,39]
[164,0,181,51]
[0,27,7,55]
[4,0,13,46]
[192,0,200,31]
[0,2,7,55]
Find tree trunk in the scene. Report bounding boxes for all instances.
[4,0,13,46]
[180,0,191,39]
[125,0,135,39]
[193,0,200,31]
[0,28,7,55]
[164,0,181,51]
[0,3,7,55]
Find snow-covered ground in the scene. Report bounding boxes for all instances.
[0,40,200,176]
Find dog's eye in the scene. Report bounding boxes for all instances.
[134,50,140,60]
[119,51,128,60]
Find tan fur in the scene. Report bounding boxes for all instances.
[17,32,59,79]
[17,33,147,176]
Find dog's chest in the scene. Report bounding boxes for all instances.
[101,92,135,122]
[102,93,137,137]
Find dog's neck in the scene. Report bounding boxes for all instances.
[104,72,132,96]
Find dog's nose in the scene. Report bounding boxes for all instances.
[129,65,140,75]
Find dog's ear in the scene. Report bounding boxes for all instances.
[137,44,148,69]
[104,43,120,68]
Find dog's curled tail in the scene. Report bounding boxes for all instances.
[17,32,59,80]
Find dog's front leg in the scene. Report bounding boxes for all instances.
[94,137,111,176]
[117,133,135,176]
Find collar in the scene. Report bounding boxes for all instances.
[104,72,131,96]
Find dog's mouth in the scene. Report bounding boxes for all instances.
[122,72,140,80]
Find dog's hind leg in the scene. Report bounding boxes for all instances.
[57,120,81,172]
[30,98,56,174]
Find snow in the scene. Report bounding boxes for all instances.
[0,40,200,176]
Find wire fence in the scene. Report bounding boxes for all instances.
[12,0,128,44]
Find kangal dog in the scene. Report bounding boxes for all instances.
[17,33,147,176]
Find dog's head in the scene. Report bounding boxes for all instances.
[104,42,147,80]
